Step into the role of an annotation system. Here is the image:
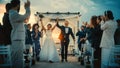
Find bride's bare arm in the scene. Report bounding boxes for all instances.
[40,19,46,31]
[51,18,59,31]
[51,22,57,31]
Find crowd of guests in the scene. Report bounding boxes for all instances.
[76,11,120,68]
[0,0,120,68]
[0,0,42,68]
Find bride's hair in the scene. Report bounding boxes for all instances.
[47,24,52,28]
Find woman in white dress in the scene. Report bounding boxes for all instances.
[39,19,60,63]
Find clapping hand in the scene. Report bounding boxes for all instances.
[101,15,105,22]
[24,0,30,8]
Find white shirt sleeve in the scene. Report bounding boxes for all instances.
[10,7,31,23]
[65,28,69,33]
[100,20,108,30]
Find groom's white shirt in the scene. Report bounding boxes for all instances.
[65,27,69,34]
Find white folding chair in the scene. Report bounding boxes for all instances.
[0,45,12,68]
[108,45,120,68]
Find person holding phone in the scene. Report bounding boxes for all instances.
[100,10,117,68]
[9,0,31,68]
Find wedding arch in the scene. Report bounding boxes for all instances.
[34,12,81,55]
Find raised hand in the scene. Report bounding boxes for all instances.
[24,0,30,8]
[56,17,59,22]
[40,18,42,22]
[101,15,105,22]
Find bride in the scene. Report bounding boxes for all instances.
[39,19,60,63]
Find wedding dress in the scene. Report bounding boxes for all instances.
[39,29,60,62]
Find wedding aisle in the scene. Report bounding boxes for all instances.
[31,55,85,68]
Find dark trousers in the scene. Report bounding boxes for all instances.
[93,48,101,68]
[61,41,69,60]
[78,42,82,51]
[78,42,85,52]
[34,41,41,57]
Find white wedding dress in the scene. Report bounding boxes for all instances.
[39,30,60,62]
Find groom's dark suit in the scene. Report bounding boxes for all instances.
[56,22,75,61]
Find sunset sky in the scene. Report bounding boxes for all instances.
[0,0,120,43]
[0,0,120,24]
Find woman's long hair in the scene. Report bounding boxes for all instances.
[32,23,39,31]
[104,10,114,20]
[90,15,98,28]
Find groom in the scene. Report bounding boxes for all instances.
[56,19,75,62]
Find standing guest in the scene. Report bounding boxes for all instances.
[9,0,31,68]
[114,19,120,45]
[2,3,12,45]
[0,23,4,44]
[32,24,41,61]
[0,23,4,64]
[56,19,75,62]
[24,18,32,51]
[100,10,117,68]
[76,26,86,64]
[0,3,12,64]
[76,26,86,51]
[90,16,103,68]
[24,18,33,63]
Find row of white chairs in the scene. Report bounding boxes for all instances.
[0,45,12,68]
[108,45,120,68]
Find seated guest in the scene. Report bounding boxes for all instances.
[0,23,4,64]
[114,19,120,45]
[0,23,4,44]
[24,18,33,63]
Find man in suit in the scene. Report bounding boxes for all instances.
[9,0,30,68]
[56,19,75,62]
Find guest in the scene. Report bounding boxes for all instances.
[2,3,12,45]
[114,19,120,45]
[24,18,33,63]
[100,10,117,68]
[90,16,103,68]
[0,23,4,44]
[32,24,42,61]
[9,0,31,68]
[76,26,86,51]
[0,23,5,64]
[85,23,94,45]
[25,23,33,50]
